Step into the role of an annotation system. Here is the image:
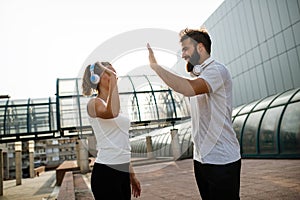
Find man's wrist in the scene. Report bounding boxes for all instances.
[151,63,160,71]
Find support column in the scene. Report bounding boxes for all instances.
[28,140,35,178]
[15,141,22,186]
[146,136,154,159]
[3,152,9,180]
[0,149,3,196]
[78,139,89,173]
[76,141,80,167]
[170,129,181,160]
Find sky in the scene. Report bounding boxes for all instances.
[0,0,224,100]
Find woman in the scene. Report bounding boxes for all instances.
[82,61,141,199]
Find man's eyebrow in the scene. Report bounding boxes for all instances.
[182,46,188,51]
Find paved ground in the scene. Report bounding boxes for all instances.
[0,159,299,200]
[132,159,300,200]
[0,169,57,200]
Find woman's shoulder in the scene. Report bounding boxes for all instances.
[88,97,105,105]
[87,98,106,118]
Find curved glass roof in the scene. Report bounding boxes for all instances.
[233,88,300,157]
[0,98,57,142]
[0,74,190,142]
[117,75,190,124]
[1,74,299,159]
[131,88,300,158]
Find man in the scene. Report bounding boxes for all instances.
[147,28,241,200]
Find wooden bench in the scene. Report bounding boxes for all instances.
[56,160,80,186]
[73,173,94,200]
[56,171,75,200]
[56,171,94,200]
[34,166,45,177]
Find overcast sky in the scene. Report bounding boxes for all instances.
[0,0,223,100]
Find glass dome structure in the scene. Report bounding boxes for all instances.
[1,75,299,158]
[0,98,57,143]
[55,74,191,138]
[130,88,300,158]
[130,120,193,159]
[0,74,191,142]
[233,88,300,158]
[117,74,190,125]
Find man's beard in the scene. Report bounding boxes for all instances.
[186,49,200,72]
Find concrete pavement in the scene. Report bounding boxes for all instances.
[0,159,299,200]
[132,159,300,200]
[0,169,57,200]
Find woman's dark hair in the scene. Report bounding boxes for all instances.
[180,28,212,54]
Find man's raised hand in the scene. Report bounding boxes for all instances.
[147,43,158,69]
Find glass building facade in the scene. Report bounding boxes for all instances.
[206,0,300,107]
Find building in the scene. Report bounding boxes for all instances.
[4,138,77,179]
[205,0,300,106]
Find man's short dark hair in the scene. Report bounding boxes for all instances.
[180,28,212,54]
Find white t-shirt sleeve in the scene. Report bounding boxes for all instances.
[199,64,227,93]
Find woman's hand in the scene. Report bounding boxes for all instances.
[96,62,117,77]
[130,174,141,198]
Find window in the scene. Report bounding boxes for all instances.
[242,111,264,154]
[233,114,247,143]
[280,102,300,154]
[259,106,284,154]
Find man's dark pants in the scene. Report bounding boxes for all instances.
[194,159,241,200]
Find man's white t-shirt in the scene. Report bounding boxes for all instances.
[190,57,241,164]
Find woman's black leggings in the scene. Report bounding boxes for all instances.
[91,162,131,200]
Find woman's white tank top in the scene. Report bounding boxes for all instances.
[88,113,131,165]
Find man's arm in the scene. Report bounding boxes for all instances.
[147,43,209,96]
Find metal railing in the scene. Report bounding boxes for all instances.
[0,76,191,143]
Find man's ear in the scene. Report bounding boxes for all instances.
[196,43,203,54]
